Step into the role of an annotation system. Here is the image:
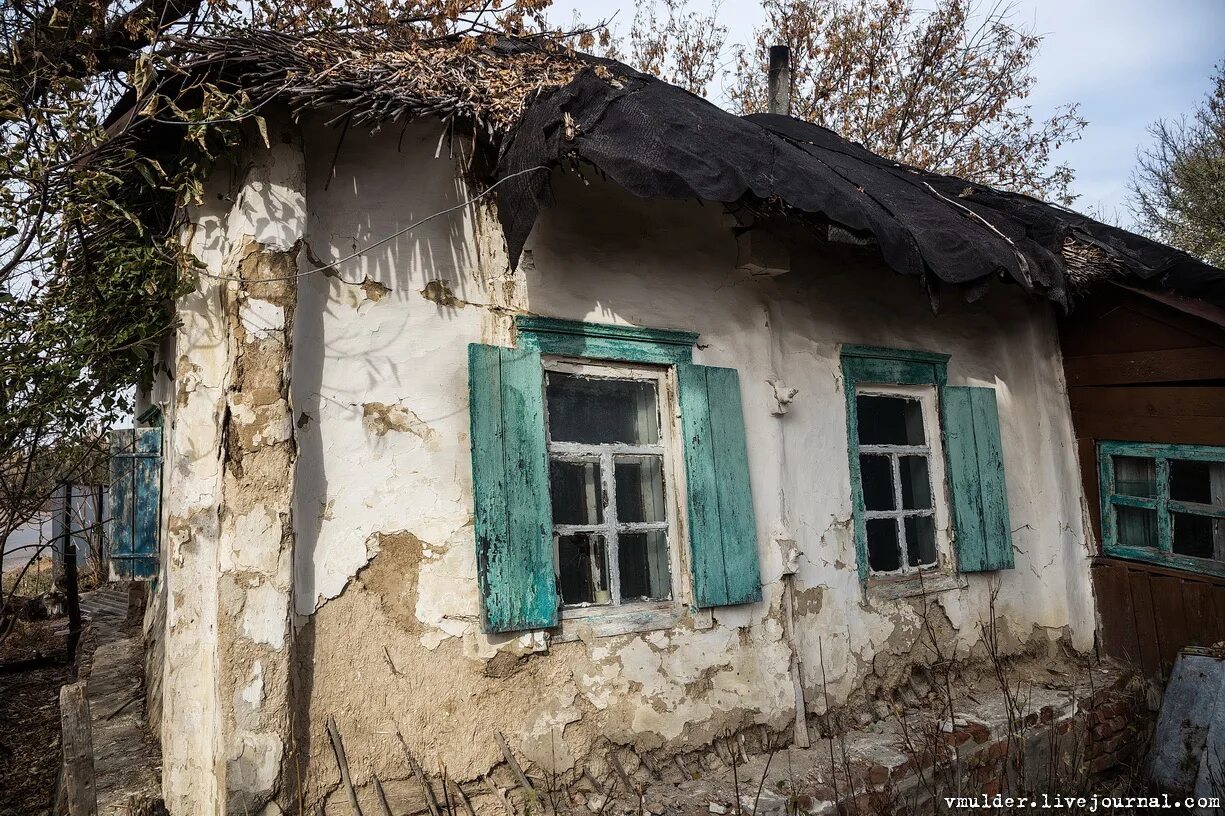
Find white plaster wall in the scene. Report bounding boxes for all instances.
[266,116,1092,788]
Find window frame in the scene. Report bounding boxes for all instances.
[1098,440,1225,579]
[856,385,945,576]
[543,358,683,616]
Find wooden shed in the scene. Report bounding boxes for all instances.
[1062,283,1225,679]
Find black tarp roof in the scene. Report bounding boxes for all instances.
[494,66,1225,308]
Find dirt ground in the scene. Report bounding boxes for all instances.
[0,657,73,816]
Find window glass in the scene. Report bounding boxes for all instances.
[1172,513,1216,559]
[859,454,895,511]
[546,367,674,611]
[1170,460,1225,506]
[1116,505,1159,550]
[615,456,666,523]
[857,395,926,446]
[1113,456,1157,498]
[557,533,609,605]
[899,456,932,510]
[546,373,660,445]
[618,530,672,601]
[904,516,937,568]
[549,460,603,525]
[866,519,901,573]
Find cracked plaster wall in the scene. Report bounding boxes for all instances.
[156,113,1097,811]
[152,120,307,815]
[271,116,1098,804]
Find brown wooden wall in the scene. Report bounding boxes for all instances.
[1092,558,1225,679]
[1060,285,1225,678]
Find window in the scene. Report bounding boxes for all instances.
[1099,441,1225,575]
[544,362,676,610]
[841,344,1015,587]
[854,387,945,576]
[468,318,762,635]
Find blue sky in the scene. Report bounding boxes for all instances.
[562,0,1225,226]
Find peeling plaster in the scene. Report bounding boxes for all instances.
[153,116,1098,813]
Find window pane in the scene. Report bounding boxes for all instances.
[1116,505,1158,549]
[546,373,660,445]
[860,454,895,511]
[1170,460,1225,506]
[1172,513,1220,560]
[1113,456,1157,498]
[904,515,937,568]
[618,530,672,601]
[549,460,603,525]
[866,518,901,573]
[857,395,925,446]
[615,456,666,523]
[899,456,932,510]
[557,533,610,605]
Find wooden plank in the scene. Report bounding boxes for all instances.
[1149,575,1189,677]
[469,344,510,632]
[1069,412,1225,447]
[1063,347,1225,386]
[59,681,97,816]
[1060,300,1218,356]
[108,447,134,578]
[1181,579,1216,647]
[1068,386,1225,419]
[1092,561,1142,665]
[969,387,1014,570]
[132,455,161,579]
[468,344,557,633]
[1078,439,1103,547]
[498,346,557,630]
[678,363,728,606]
[705,365,761,606]
[1127,569,1163,679]
[1215,584,1225,647]
[941,387,987,572]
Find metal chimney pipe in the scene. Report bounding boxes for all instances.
[767,45,791,116]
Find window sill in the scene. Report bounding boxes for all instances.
[866,570,966,602]
[550,602,712,642]
[1104,545,1225,580]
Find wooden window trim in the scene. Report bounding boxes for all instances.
[1098,440,1225,579]
[840,345,954,587]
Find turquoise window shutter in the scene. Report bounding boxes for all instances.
[468,344,558,633]
[677,363,762,606]
[109,427,162,580]
[941,386,1014,572]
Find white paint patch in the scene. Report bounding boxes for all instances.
[240,298,285,340]
[241,581,287,649]
[223,504,283,576]
[240,661,265,710]
[228,731,284,796]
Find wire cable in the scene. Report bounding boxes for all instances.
[198,164,549,283]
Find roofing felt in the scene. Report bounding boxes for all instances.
[163,31,1225,308]
[495,66,1225,308]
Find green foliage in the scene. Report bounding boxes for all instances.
[1130,63,1225,268]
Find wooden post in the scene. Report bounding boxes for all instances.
[64,532,82,660]
[59,681,98,816]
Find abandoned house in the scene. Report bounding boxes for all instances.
[106,30,1225,815]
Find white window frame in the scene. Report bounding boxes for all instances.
[543,359,687,628]
[855,383,955,580]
